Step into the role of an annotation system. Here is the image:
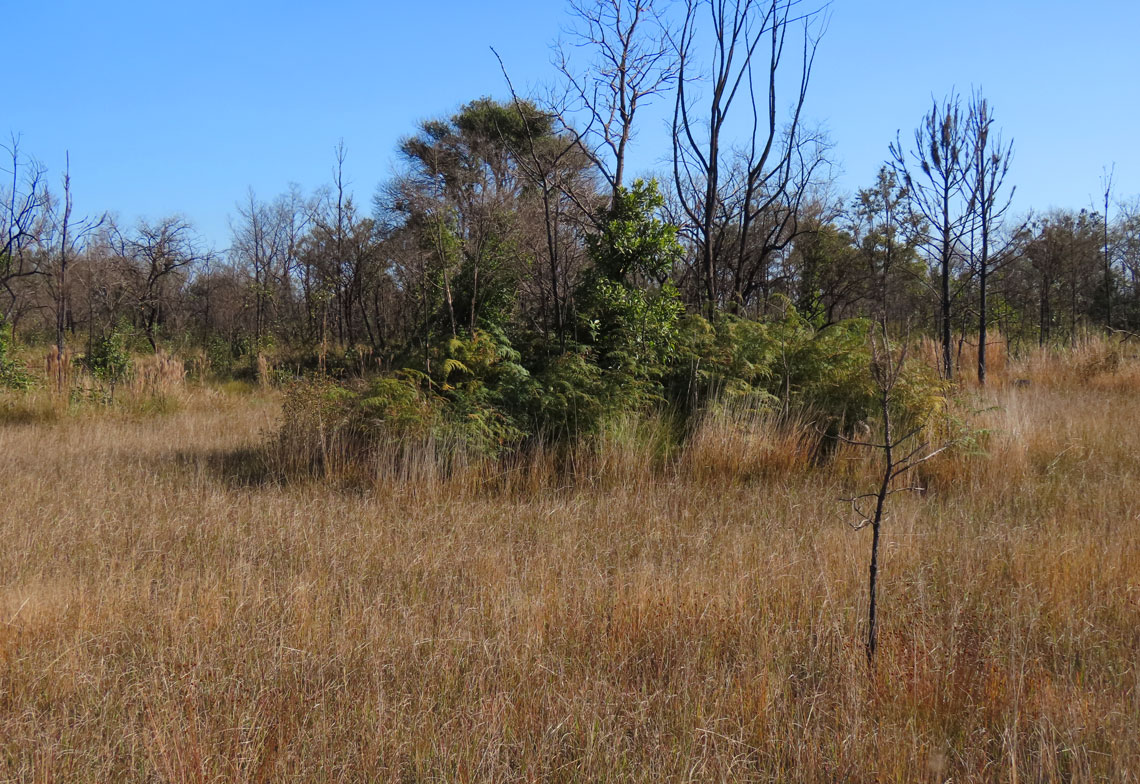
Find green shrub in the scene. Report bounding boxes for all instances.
[355,374,436,433]
[528,346,609,438]
[274,339,528,484]
[577,180,684,397]
[205,336,239,378]
[0,320,31,390]
[86,328,132,391]
[669,306,945,438]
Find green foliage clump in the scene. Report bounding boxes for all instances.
[277,329,533,482]
[86,328,133,388]
[576,179,684,410]
[670,314,778,408]
[670,304,945,434]
[452,234,522,335]
[205,335,255,379]
[272,179,948,479]
[355,374,437,436]
[527,347,609,438]
[886,351,947,437]
[423,330,529,451]
[767,310,878,423]
[0,319,31,390]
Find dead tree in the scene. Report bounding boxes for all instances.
[840,323,949,667]
[891,94,972,380]
[672,0,827,317]
[1,135,49,323]
[111,217,212,350]
[965,93,1015,385]
[49,153,105,362]
[555,0,677,206]
[1100,164,1115,328]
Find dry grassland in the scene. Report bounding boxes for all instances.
[0,348,1138,782]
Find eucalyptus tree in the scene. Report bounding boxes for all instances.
[1023,210,1101,345]
[850,166,924,325]
[381,98,597,350]
[789,218,862,325]
[1118,198,1140,306]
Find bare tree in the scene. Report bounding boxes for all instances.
[42,153,104,389]
[53,156,75,359]
[965,93,1015,385]
[1099,164,1115,327]
[231,189,286,347]
[313,142,354,346]
[272,185,312,343]
[497,50,602,346]
[301,143,388,350]
[1,135,49,323]
[555,0,677,205]
[672,0,828,317]
[891,93,972,380]
[111,217,212,350]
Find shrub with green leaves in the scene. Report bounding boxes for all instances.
[86,328,133,389]
[424,329,530,450]
[276,331,533,482]
[269,177,949,477]
[205,335,245,379]
[527,346,609,439]
[669,305,945,437]
[0,319,31,390]
[577,179,684,398]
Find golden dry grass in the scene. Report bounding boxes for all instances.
[0,354,1138,782]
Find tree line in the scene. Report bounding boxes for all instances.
[3,0,1138,392]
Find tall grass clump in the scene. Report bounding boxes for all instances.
[269,370,508,489]
[683,404,818,485]
[0,329,192,423]
[130,348,186,395]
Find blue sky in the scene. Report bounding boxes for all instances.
[7,0,1138,249]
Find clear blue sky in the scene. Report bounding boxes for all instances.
[8,0,1138,249]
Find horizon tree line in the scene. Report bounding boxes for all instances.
[2,0,1138,385]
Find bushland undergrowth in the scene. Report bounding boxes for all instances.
[266,312,947,489]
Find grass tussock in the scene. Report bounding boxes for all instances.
[0,348,191,424]
[130,348,187,398]
[683,405,817,485]
[0,349,1137,781]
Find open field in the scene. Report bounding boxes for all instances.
[1,356,1139,782]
